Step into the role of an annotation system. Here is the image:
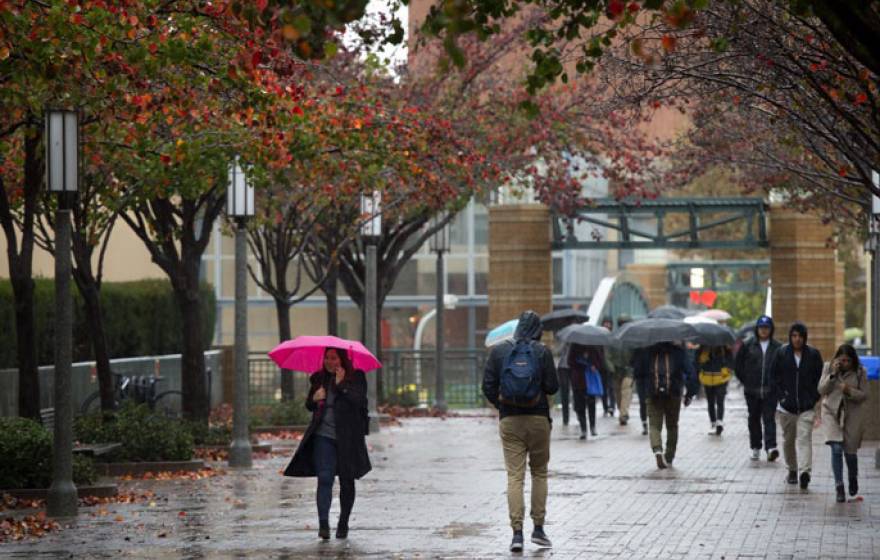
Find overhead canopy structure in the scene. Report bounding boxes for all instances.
[552,198,769,250]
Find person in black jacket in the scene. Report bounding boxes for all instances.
[283,347,371,540]
[483,310,559,552]
[734,315,782,461]
[633,342,698,469]
[772,322,823,490]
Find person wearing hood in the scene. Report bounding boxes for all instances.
[772,321,823,490]
[483,311,559,552]
[633,342,699,469]
[734,315,782,461]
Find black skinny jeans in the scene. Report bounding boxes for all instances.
[558,367,571,425]
[572,390,596,432]
[314,435,355,525]
[704,383,728,424]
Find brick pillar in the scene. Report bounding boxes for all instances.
[624,263,668,310]
[488,205,552,328]
[769,207,844,359]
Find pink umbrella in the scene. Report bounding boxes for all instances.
[700,309,732,322]
[268,335,382,374]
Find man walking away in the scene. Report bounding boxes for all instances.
[734,315,782,461]
[604,315,634,426]
[634,342,698,469]
[483,310,559,552]
[773,322,823,490]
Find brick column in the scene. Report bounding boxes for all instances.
[769,207,844,359]
[624,263,668,310]
[488,205,552,328]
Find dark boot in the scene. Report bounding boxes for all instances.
[531,525,552,548]
[799,471,810,490]
[318,520,330,540]
[336,520,349,539]
[836,484,846,503]
[509,530,524,552]
[786,470,798,485]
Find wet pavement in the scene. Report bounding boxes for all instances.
[3,388,880,559]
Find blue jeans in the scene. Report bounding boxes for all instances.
[313,435,356,524]
[829,441,858,486]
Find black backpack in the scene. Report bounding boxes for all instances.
[650,352,672,397]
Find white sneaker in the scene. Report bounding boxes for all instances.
[708,421,717,435]
[750,449,760,461]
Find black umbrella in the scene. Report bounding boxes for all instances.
[647,305,689,320]
[691,322,737,347]
[737,321,757,341]
[614,318,697,349]
[540,309,589,332]
[557,324,613,347]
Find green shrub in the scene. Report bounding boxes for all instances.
[182,420,233,446]
[74,403,194,462]
[0,279,216,368]
[251,400,311,427]
[0,417,96,489]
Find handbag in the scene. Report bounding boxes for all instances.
[585,365,604,397]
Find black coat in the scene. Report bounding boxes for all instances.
[772,344,823,414]
[283,370,372,480]
[734,337,782,398]
[632,343,699,399]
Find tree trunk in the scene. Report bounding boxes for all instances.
[76,278,114,413]
[173,259,209,423]
[325,263,339,336]
[4,131,42,420]
[275,299,294,401]
[11,274,39,419]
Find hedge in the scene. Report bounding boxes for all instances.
[0,279,216,369]
[0,417,96,489]
[74,402,194,462]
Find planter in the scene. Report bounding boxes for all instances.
[95,460,206,477]
[1,484,118,501]
[250,425,309,434]
[195,442,272,453]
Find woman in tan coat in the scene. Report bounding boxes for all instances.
[818,344,869,502]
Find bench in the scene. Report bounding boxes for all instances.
[41,407,121,457]
[73,443,122,457]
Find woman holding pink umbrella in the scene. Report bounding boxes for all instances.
[281,346,372,540]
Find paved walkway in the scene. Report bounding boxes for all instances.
[3,389,880,559]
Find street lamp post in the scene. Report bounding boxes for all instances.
[227,156,254,468]
[869,171,880,469]
[429,214,450,412]
[45,109,79,518]
[361,191,381,432]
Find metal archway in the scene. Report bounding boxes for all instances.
[586,276,651,327]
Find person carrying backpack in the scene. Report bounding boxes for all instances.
[483,310,559,552]
[633,342,698,469]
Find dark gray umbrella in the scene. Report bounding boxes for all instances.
[647,305,689,319]
[557,324,613,347]
[540,309,589,332]
[737,321,757,341]
[614,318,697,349]
[691,322,737,347]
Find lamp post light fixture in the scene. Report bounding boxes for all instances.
[227,156,254,468]
[360,191,381,432]
[45,109,79,518]
[429,213,450,413]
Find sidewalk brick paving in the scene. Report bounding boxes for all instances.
[3,390,879,559]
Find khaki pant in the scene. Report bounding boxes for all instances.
[613,376,634,421]
[647,397,681,463]
[499,415,551,530]
[777,409,815,474]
